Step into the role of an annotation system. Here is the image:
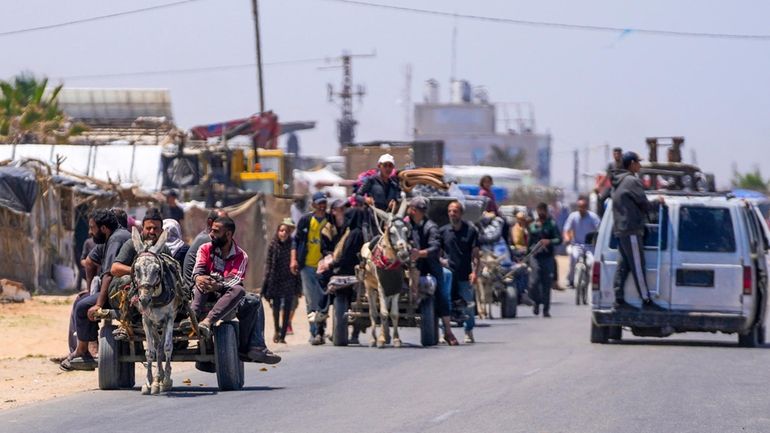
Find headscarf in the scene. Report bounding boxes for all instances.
[163,218,185,256]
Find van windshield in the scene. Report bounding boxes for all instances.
[678,207,736,252]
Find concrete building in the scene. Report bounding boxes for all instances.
[414,79,552,185]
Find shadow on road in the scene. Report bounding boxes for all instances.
[611,339,770,349]
[162,385,285,397]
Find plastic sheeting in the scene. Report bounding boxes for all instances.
[0,166,38,213]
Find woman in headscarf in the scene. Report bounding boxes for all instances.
[163,218,189,265]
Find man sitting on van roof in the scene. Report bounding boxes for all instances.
[610,151,666,312]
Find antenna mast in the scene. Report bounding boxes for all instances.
[326,51,375,153]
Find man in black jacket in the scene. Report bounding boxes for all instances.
[408,197,458,345]
[611,151,665,311]
[528,203,562,317]
[359,153,401,211]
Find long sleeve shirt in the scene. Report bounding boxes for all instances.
[193,241,249,289]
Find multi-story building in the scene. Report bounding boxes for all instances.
[414,79,552,185]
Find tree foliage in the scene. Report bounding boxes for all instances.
[481,145,527,169]
[732,168,769,193]
[0,73,86,144]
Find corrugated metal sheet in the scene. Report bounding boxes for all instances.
[56,88,173,122]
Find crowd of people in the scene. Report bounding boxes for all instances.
[58,149,656,372]
[60,200,281,372]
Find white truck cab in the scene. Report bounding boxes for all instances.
[591,192,769,346]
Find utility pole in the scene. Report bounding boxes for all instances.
[325,51,375,153]
[403,64,412,138]
[250,0,265,113]
[573,149,579,193]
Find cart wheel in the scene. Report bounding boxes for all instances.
[98,323,121,390]
[419,296,437,347]
[333,295,350,347]
[500,286,518,319]
[214,322,244,391]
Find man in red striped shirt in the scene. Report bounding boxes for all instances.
[192,216,248,336]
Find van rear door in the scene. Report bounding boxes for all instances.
[670,205,743,312]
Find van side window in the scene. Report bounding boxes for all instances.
[678,207,736,253]
[608,205,668,250]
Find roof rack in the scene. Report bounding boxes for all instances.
[648,190,735,199]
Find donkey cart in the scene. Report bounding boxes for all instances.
[327,271,440,348]
[97,315,244,392]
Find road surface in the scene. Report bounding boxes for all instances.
[3,289,770,433]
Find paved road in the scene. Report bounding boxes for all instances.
[4,289,770,433]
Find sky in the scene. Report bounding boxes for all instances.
[2,0,769,189]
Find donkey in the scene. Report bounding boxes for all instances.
[129,227,182,395]
[477,251,506,320]
[360,198,415,348]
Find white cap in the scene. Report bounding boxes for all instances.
[378,153,395,165]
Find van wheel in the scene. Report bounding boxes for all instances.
[590,321,609,344]
[608,326,622,341]
[738,326,760,348]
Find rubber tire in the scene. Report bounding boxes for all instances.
[420,296,438,347]
[608,325,623,341]
[575,265,588,305]
[738,325,760,348]
[332,295,350,347]
[759,325,766,345]
[590,321,609,344]
[98,323,121,390]
[500,286,518,319]
[118,342,137,388]
[214,322,244,391]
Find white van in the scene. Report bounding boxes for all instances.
[590,192,769,346]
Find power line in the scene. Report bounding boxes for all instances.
[55,57,336,81]
[0,0,210,38]
[322,0,770,41]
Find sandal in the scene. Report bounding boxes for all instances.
[444,333,459,346]
[112,326,129,341]
[60,353,97,372]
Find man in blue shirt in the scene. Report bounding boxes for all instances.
[563,197,601,288]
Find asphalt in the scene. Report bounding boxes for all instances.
[4,289,770,433]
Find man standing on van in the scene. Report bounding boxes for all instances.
[611,152,665,311]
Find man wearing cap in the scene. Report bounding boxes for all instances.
[359,153,401,211]
[291,192,333,345]
[611,151,665,311]
[408,197,459,345]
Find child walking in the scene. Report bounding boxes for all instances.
[262,219,301,343]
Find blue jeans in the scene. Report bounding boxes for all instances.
[456,281,475,332]
[300,266,328,336]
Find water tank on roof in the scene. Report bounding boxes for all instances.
[451,80,472,104]
[424,79,440,103]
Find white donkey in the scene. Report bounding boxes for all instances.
[360,198,415,348]
[130,227,182,395]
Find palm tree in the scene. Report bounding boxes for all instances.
[0,73,86,144]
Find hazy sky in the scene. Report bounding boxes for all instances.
[2,0,769,188]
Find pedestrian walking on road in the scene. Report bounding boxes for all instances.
[440,200,480,343]
[263,219,301,344]
[291,192,333,345]
[528,203,561,317]
[610,151,666,311]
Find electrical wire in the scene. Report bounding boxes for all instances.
[322,0,770,41]
[0,0,210,38]
[55,56,336,81]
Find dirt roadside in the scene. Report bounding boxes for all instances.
[0,295,311,411]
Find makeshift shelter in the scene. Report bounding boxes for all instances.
[0,158,158,293]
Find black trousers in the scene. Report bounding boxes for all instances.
[270,295,295,340]
[530,256,555,313]
[614,233,651,302]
